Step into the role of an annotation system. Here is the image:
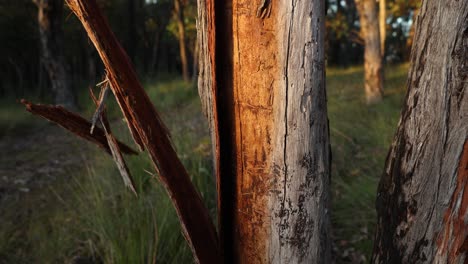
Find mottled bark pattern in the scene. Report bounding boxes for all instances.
[356,0,383,104]
[372,0,468,263]
[197,0,330,263]
[34,0,76,109]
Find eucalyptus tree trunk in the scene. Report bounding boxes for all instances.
[197,0,331,263]
[356,0,383,104]
[372,0,468,263]
[174,0,190,82]
[379,0,386,57]
[34,0,76,109]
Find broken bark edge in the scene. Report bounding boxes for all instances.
[20,99,138,156]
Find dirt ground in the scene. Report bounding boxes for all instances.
[0,123,94,263]
[0,124,91,205]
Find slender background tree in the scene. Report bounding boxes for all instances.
[33,0,76,109]
[355,0,384,104]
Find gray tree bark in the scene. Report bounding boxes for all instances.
[34,0,76,109]
[372,0,468,263]
[356,0,384,104]
[197,0,331,263]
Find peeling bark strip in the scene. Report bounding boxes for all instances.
[90,86,138,196]
[65,1,220,263]
[105,131,138,195]
[437,140,468,264]
[198,0,330,263]
[196,0,224,253]
[372,0,468,263]
[21,99,137,156]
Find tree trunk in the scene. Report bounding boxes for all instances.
[356,0,383,104]
[191,35,199,83]
[34,0,76,109]
[150,29,162,75]
[127,0,137,64]
[174,0,190,82]
[372,0,468,263]
[379,0,386,57]
[406,7,420,60]
[197,0,331,263]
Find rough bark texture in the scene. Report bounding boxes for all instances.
[379,0,386,57]
[34,0,76,109]
[372,0,468,263]
[197,0,330,263]
[174,0,190,82]
[356,0,384,104]
[66,1,220,263]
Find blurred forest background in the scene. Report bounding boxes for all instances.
[0,0,419,263]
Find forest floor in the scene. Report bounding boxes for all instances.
[0,64,409,264]
[0,108,95,263]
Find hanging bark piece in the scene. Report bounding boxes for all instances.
[90,77,111,134]
[65,1,220,263]
[21,99,137,156]
[90,86,138,196]
[437,140,468,263]
[103,127,138,196]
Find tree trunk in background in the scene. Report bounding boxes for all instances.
[379,0,386,57]
[127,0,137,64]
[372,0,468,263]
[197,0,331,263]
[84,40,96,87]
[406,7,420,60]
[191,36,198,83]
[34,0,76,109]
[356,0,383,104]
[174,0,189,82]
[150,29,162,75]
